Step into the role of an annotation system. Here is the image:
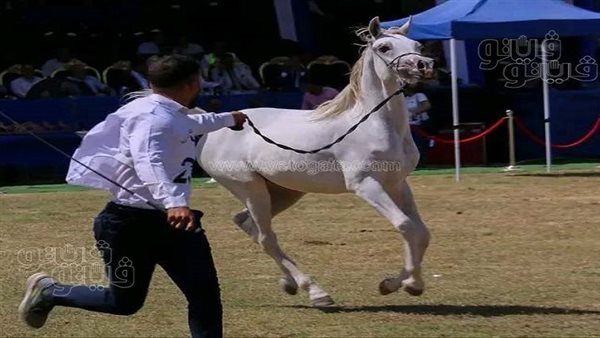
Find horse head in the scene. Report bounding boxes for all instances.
[360,16,434,86]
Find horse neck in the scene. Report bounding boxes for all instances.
[357,52,410,134]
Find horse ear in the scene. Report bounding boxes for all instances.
[368,16,381,39]
[398,16,413,35]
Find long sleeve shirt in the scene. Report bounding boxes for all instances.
[66,93,235,209]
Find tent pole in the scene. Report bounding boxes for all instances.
[450,38,461,182]
[541,41,552,173]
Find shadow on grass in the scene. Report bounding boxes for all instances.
[282,304,600,317]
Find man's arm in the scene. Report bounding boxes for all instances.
[187,110,247,133]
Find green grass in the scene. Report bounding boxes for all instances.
[2,173,600,337]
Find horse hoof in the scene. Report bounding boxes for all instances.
[311,295,335,307]
[403,285,424,296]
[378,278,397,295]
[280,278,298,295]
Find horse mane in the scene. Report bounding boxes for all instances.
[312,26,406,120]
[312,52,365,120]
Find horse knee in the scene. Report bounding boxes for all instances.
[257,231,278,250]
[395,221,430,244]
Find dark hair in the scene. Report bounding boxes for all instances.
[147,55,200,89]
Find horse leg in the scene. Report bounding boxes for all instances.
[353,176,428,296]
[225,178,333,306]
[234,183,306,296]
[378,181,431,296]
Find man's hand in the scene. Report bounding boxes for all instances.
[230,111,247,130]
[167,207,198,232]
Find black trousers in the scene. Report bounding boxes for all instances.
[51,202,223,338]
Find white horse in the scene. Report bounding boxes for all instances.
[197,17,433,307]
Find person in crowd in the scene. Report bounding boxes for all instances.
[173,35,205,60]
[10,64,43,98]
[200,41,238,78]
[41,47,74,77]
[62,60,113,96]
[208,53,260,93]
[404,83,433,165]
[137,29,164,56]
[301,78,339,110]
[131,57,151,89]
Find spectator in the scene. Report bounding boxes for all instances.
[173,35,204,59]
[301,80,339,110]
[267,55,308,92]
[137,29,164,56]
[208,53,260,93]
[62,60,113,96]
[41,47,74,77]
[131,58,151,89]
[200,41,238,78]
[10,64,43,98]
[404,84,433,165]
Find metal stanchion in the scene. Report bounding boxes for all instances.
[503,109,522,172]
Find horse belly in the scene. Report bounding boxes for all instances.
[255,168,348,194]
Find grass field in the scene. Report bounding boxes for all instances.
[2,167,600,337]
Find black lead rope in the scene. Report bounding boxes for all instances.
[245,88,404,154]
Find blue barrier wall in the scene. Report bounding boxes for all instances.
[0,92,303,184]
[0,88,599,184]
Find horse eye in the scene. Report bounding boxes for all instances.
[378,45,391,53]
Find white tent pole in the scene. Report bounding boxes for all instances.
[450,38,461,182]
[541,42,552,173]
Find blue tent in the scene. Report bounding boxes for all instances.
[381,0,600,179]
[382,0,600,40]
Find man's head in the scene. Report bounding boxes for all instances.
[66,60,88,80]
[148,55,202,106]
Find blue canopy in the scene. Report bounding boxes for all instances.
[382,0,600,40]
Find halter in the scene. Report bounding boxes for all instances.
[374,51,424,75]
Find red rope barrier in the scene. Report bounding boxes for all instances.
[412,117,508,144]
[514,117,600,149]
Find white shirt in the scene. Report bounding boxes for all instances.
[10,76,43,98]
[405,92,430,126]
[66,94,236,209]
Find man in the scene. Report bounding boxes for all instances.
[10,64,43,98]
[404,83,433,166]
[208,53,261,94]
[41,47,74,77]
[61,60,113,96]
[18,55,247,338]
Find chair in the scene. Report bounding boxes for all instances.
[0,64,23,86]
[259,56,308,91]
[102,62,142,94]
[307,56,352,90]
